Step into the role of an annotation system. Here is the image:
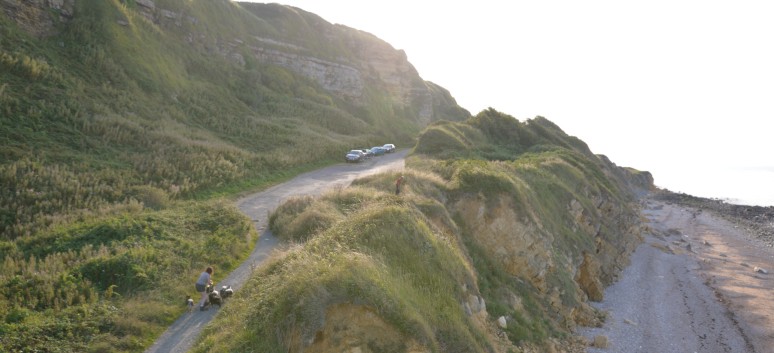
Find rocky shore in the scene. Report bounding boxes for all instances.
[578,193,774,353]
[652,189,774,247]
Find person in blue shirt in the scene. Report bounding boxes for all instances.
[195,266,213,311]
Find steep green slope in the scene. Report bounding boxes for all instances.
[0,1,469,351]
[197,110,653,352]
[0,0,469,240]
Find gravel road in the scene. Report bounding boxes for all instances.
[579,199,772,353]
[144,150,406,353]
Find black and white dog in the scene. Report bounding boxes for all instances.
[219,285,234,300]
[207,285,222,308]
[204,284,234,309]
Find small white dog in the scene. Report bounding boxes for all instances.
[186,295,195,313]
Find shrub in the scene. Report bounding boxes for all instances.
[414,123,473,156]
[452,160,516,196]
[79,253,152,293]
[129,185,170,210]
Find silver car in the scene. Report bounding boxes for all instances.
[382,144,396,153]
[345,150,366,163]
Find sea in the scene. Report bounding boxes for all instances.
[654,167,774,207]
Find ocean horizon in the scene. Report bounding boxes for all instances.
[654,167,774,207]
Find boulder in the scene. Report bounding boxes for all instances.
[576,252,604,302]
[593,335,609,348]
[136,0,155,9]
[497,316,507,329]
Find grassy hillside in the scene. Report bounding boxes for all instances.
[0,199,256,352]
[0,0,653,351]
[0,0,469,351]
[194,109,651,352]
[0,0,468,241]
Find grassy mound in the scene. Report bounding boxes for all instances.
[195,110,650,352]
[199,175,491,352]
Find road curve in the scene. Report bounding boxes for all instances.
[144,150,407,353]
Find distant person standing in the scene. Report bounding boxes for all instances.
[395,175,404,195]
[195,267,213,311]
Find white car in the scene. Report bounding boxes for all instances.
[382,144,396,153]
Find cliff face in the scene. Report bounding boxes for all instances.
[2,0,468,125]
[450,161,644,328]
[1,0,471,239]
[0,0,74,37]
[235,3,462,123]
[455,195,555,291]
[223,111,653,353]
[251,45,365,99]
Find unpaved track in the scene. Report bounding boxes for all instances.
[581,200,774,353]
[144,151,406,353]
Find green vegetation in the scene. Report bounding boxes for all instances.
[1,0,468,352]
[1,0,466,241]
[196,109,648,351]
[203,176,491,352]
[0,200,255,352]
[1,0,648,351]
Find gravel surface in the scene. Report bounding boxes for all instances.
[578,199,771,353]
[144,151,406,353]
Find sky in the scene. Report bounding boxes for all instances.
[249,1,774,205]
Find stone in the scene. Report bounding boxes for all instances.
[136,0,155,9]
[576,253,604,301]
[1,0,75,37]
[160,9,177,19]
[497,316,507,329]
[462,302,472,316]
[593,335,609,348]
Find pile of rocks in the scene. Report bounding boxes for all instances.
[652,189,774,247]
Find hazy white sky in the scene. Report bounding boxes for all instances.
[249,1,774,204]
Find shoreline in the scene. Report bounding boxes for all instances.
[576,192,774,352]
[652,189,774,247]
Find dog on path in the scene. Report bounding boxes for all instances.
[186,295,195,313]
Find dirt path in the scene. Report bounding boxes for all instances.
[144,151,407,353]
[580,199,774,353]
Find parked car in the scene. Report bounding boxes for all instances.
[382,144,396,153]
[370,146,386,156]
[359,148,374,158]
[345,150,366,163]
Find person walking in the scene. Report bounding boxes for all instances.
[395,175,404,195]
[195,267,213,311]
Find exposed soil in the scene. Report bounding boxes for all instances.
[579,193,774,353]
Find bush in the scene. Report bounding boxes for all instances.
[414,123,474,156]
[79,254,152,293]
[129,186,170,210]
